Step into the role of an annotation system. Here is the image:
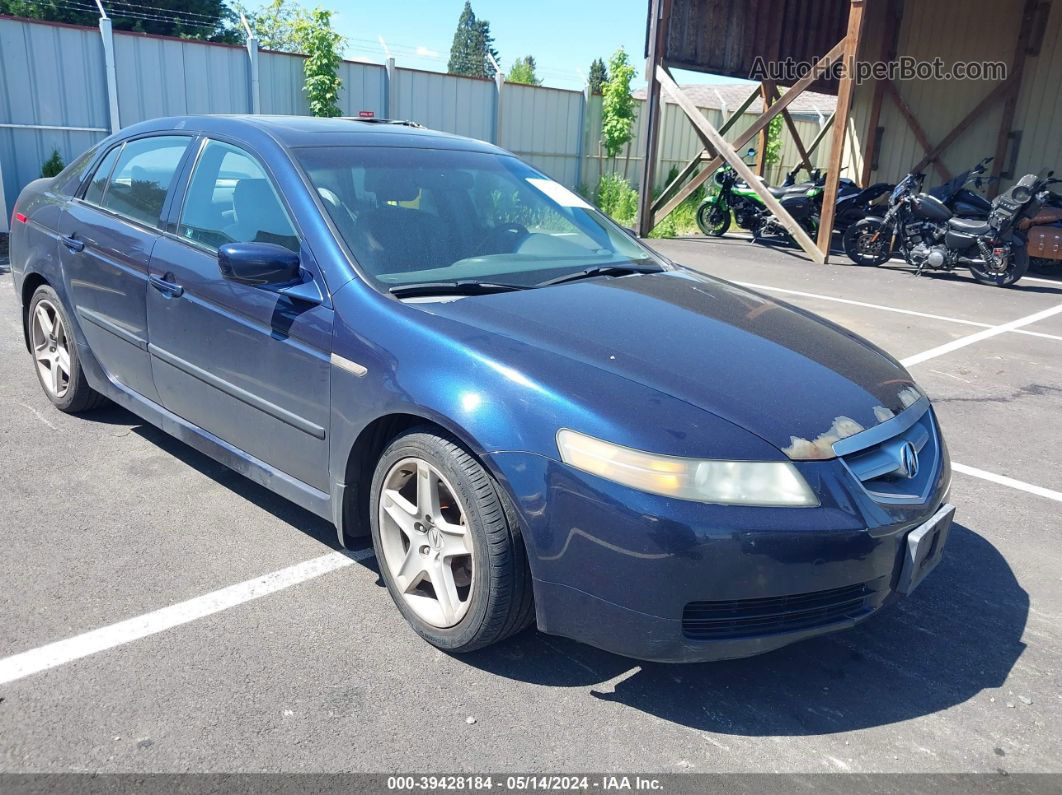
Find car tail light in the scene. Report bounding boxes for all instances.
[14,212,27,223]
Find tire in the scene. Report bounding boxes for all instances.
[369,427,534,653]
[27,285,107,413]
[843,218,893,266]
[969,244,1029,287]
[696,202,731,237]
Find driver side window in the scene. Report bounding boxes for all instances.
[178,140,299,254]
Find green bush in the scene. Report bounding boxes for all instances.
[595,173,638,226]
[41,149,65,178]
[592,172,702,239]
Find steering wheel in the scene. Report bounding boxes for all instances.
[487,223,530,253]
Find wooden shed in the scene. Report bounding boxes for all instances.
[640,0,1058,263]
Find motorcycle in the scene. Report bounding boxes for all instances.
[843,170,1056,287]
[926,156,995,218]
[697,160,882,240]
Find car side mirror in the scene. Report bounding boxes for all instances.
[218,242,301,287]
[622,226,639,238]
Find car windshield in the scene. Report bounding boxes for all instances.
[294,145,664,291]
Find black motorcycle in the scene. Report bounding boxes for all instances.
[925,156,995,218]
[844,170,1056,287]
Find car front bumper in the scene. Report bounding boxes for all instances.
[487,446,952,663]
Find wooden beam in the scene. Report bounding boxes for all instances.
[652,38,846,227]
[657,65,825,263]
[649,83,762,214]
[817,0,867,260]
[637,0,671,236]
[910,74,1020,177]
[755,82,771,176]
[860,0,902,186]
[768,81,815,174]
[884,81,951,181]
[990,0,1038,195]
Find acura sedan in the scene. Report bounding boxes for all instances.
[10,116,953,662]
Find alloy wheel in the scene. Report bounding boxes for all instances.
[378,457,474,628]
[30,299,71,398]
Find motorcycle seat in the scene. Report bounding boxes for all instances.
[948,217,991,235]
[770,185,810,199]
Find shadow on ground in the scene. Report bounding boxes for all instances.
[82,404,1026,738]
[81,403,344,552]
[463,522,1027,737]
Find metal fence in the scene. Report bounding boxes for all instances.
[0,15,830,233]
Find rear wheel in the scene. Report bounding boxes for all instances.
[369,428,534,653]
[28,286,106,413]
[969,245,1029,287]
[843,218,893,266]
[696,202,731,236]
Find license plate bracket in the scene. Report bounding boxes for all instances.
[896,503,956,595]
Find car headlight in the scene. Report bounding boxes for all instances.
[556,429,819,507]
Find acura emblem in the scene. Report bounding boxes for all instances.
[898,441,919,479]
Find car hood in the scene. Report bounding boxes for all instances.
[421,269,921,459]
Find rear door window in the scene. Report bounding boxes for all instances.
[177,140,299,253]
[96,136,191,228]
[82,145,121,206]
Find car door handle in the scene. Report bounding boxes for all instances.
[61,235,85,252]
[149,274,184,298]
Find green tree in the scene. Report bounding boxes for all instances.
[601,48,636,162]
[41,148,65,178]
[765,114,783,166]
[293,8,342,117]
[447,1,499,79]
[233,0,307,52]
[507,55,540,86]
[0,0,239,42]
[588,57,608,94]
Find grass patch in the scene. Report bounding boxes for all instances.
[589,173,705,239]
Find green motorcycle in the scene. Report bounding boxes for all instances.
[696,164,824,239]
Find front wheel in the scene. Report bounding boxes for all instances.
[843,219,894,266]
[696,202,731,236]
[369,428,534,653]
[969,245,1029,287]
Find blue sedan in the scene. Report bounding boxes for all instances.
[9,116,953,662]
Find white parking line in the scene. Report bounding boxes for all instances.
[952,462,1062,503]
[739,282,1062,343]
[0,549,373,687]
[901,302,1062,366]
[0,461,1058,687]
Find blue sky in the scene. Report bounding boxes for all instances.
[327,0,739,91]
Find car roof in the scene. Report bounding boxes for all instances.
[116,115,507,155]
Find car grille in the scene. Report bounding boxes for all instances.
[839,406,941,503]
[681,581,876,640]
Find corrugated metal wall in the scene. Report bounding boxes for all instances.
[114,32,251,124]
[845,0,1059,193]
[0,18,110,231]
[1,15,831,233]
[500,83,584,188]
[391,67,495,141]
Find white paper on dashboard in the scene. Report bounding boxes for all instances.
[526,178,593,209]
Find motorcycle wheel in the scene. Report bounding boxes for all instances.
[843,219,893,266]
[969,245,1029,287]
[696,203,731,237]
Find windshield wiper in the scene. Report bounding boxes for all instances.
[535,264,663,288]
[389,281,530,298]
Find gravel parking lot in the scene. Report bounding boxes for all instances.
[0,239,1060,774]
